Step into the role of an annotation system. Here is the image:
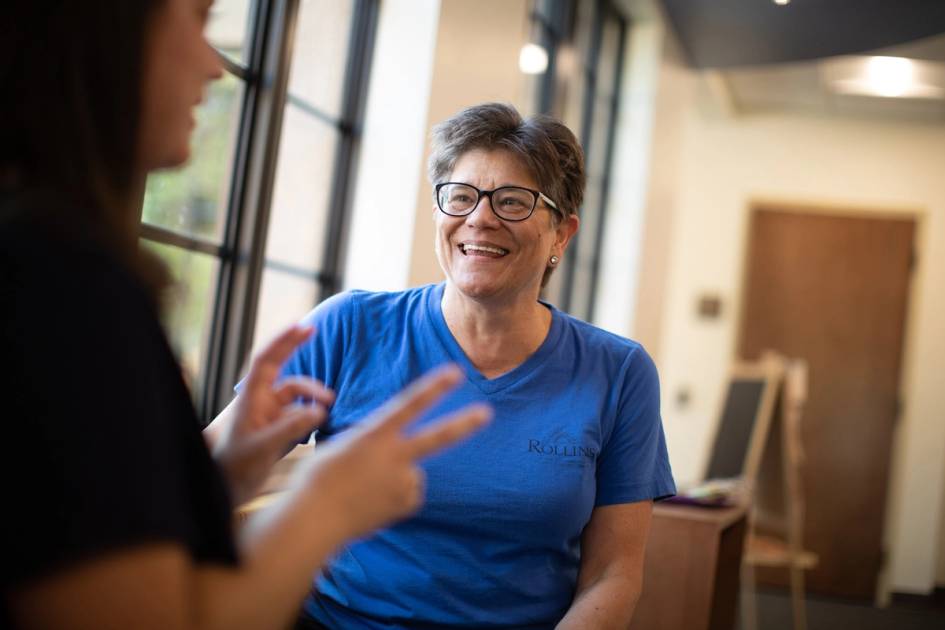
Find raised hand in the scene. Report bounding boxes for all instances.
[297,365,492,539]
[211,325,334,505]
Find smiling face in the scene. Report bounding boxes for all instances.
[139,0,223,171]
[434,148,578,304]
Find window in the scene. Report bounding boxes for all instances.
[140,0,379,421]
[534,0,628,322]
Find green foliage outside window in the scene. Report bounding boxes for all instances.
[142,72,241,240]
[141,71,242,399]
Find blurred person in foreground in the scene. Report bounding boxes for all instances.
[211,102,676,629]
[0,1,491,628]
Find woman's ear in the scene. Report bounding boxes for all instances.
[554,214,580,254]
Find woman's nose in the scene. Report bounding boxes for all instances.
[465,193,501,227]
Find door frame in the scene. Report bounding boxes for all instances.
[733,196,926,606]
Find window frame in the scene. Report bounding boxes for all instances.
[535,0,628,322]
[138,0,380,421]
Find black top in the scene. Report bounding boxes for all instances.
[0,196,237,624]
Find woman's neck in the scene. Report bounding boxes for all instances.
[441,283,552,379]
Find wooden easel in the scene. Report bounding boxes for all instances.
[740,356,819,630]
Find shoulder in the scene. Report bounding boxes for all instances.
[1,205,172,417]
[299,284,434,327]
[1,213,156,331]
[556,310,655,372]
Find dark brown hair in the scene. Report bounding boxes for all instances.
[428,102,586,219]
[0,1,167,293]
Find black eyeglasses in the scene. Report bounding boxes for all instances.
[435,182,559,222]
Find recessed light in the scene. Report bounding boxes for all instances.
[519,43,549,75]
[825,56,945,99]
[774,0,791,6]
[866,56,913,97]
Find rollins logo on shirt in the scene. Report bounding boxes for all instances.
[528,439,598,459]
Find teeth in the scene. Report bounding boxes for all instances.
[463,243,508,255]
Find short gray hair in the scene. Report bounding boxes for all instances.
[428,102,585,221]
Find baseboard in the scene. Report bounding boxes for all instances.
[890,587,945,611]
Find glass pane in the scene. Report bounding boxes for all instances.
[142,72,244,243]
[597,17,622,101]
[570,179,602,320]
[208,0,255,64]
[586,96,614,181]
[287,0,355,119]
[573,0,596,74]
[556,43,586,136]
[252,269,319,355]
[265,104,338,273]
[141,240,219,400]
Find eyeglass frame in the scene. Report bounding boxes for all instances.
[434,182,561,223]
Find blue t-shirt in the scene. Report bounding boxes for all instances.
[278,283,675,629]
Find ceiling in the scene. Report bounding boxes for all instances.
[718,33,945,122]
[659,0,945,69]
[654,0,945,122]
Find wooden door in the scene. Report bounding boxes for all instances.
[738,207,914,599]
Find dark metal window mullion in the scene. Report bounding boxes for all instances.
[219,53,255,82]
[140,223,227,258]
[537,21,558,114]
[559,0,604,315]
[203,0,301,420]
[585,8,627,323]
[285,92,341,128]
[535,0,576,116]
[317,0,380,301]
[263,258,335,285]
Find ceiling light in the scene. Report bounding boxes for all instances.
[825,55,945,99]
[866,56,913,97]
[519,43,549,75]
[774,0,791,5]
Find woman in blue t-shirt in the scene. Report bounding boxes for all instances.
[215,102,676,629]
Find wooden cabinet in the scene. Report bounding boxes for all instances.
[630,503,748,630]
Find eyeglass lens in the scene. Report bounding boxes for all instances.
[438,184,536,220]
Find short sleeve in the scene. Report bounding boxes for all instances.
[282,291,357,384]
[0,243,234,587]
[594,347,676,506]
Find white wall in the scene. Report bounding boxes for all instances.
[652,78,945,594]
[343,0,441,291]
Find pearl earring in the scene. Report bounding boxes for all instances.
[549,255,559,265]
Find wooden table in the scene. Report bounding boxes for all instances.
[630,502,748,630]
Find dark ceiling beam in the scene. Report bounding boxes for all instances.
[660,0,945,69]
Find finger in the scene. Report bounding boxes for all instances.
[403,403,492,460]
[365,365,464,435]
[245,325,314,388]
[406,467,426,513]
[258,403,327,450]
[275,377,335,408]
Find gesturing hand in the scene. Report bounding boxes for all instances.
[299,365,492,540]
[212,325,334,505]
